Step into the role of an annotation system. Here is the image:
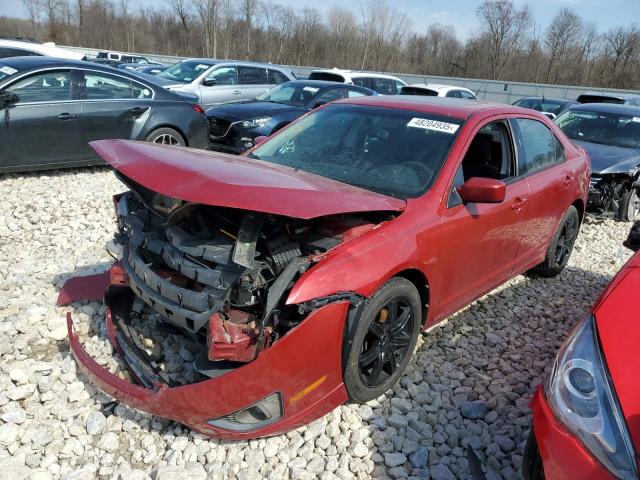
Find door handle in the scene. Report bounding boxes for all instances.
[563,175,574,186]
[129,106,149,117]
[511,198,528,210]
[232,90,242,95]
[57,112,76,120]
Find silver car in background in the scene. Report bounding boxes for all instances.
[152,58,296,107]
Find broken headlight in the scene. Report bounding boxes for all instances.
[547,316,637,479]
[207,392,282,431]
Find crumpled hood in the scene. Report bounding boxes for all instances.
[574,140,640,175]
[91,139,405,219]
[205,101,303,122]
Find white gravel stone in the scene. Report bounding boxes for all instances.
[0,167,633,479]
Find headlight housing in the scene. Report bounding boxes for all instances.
[242,117,271,129]
[207,392,282,431]
[548,316,638,479]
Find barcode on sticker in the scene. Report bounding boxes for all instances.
[407,118,459,134]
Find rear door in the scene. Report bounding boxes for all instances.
[75,69,154,158]
[238,65,270,98]
[200,66,239,107]
[510,117,574,268]
[436,119,530,316]
[0,68,83,170]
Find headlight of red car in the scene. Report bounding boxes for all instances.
[547,315,638,479]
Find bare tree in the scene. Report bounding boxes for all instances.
[20,0,41,36]
[193,0,220,57]
[163,0,191,51]
[240,0,257,59]
[477,0,532,80]
[544,8,582,83]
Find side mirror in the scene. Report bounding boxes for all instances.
[457,177,506,203]
[311,101,323,110]
[254,135,268,146]
[202,79,217,87]
[0,91,19,109]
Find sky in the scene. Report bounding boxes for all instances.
[1,0,639,41]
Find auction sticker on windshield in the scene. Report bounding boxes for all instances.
[407,118,459,134]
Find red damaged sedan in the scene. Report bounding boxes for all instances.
[524,246,640,479]
[59,96,589,439]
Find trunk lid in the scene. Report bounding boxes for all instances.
[91,139,405,219]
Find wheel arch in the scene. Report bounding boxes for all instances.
[145,124,188,146]
[393,268,430,326]
[572,198,585,223]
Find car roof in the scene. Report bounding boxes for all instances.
[577,91,640,100]
[179,58,290,70]
[0,56,111,71]
[333,95,517,119]
[283,79,367,88]
[310,68,404,81]
[405,83,473,93]
[515,96,574,103]
[566,102,640,115]
[0,39,85,60]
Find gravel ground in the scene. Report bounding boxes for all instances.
[0,167,633,480]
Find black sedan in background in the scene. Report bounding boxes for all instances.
[512,96,577,119]
[555,103,640,220]
[0,57,208,173]
[206,80,376,153]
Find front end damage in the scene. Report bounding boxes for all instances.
[588,172,640,219]
[60,173,395,438]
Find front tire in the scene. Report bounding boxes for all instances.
[617,186,640,222]
[145,127,186,146]
[528,205,580,278]
[343,278,422,403]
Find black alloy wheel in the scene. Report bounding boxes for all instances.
[359,298,414,388]
[343,277,422,402]
[554,211,579,266]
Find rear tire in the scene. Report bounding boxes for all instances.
[145,127,186,146]
[617,186,640,222]
[343,278,422,403]
[527,205,580,278]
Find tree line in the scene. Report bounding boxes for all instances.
[1,0,639,89]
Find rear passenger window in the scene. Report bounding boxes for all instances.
[352,78,374,90]
[372,78,398,95]
[267,69,289,84]
[238,66,268,85]
[446,90,463,98]
[347,89,366,98]
[80,72,151,100]
[514,119,565,175]
[460,90,476,99]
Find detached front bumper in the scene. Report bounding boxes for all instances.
[527,387,613,479]
[61,266,349,439]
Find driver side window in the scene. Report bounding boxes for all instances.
[448,121,514,208]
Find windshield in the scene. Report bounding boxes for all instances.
[251,104,462,199]
[555,109,640,149]
[0,64,20,82]
[256,83,320,106]
[157,60,215,83]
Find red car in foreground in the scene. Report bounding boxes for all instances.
[524,245,640,479]
[59,96,589,439]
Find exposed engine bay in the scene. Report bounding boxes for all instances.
[111,173,393,381]
[589,173,640,220]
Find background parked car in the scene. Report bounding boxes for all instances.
[554,103,640,220]
[524,240,640,480]
[308,68,406,95]
[89,51,161,69]
[512,96,578,119]
[152,58,295,108]
[0,56,208,173]
[207,80,375,153]
[127,64,168,76]
[0,37,85,60]
[399,83,476,99]
[576,91,640,105]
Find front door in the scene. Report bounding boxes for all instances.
[0,69,83,170]
[435,120,530,318]
[74,69,154,159]
[199,66,240,107]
